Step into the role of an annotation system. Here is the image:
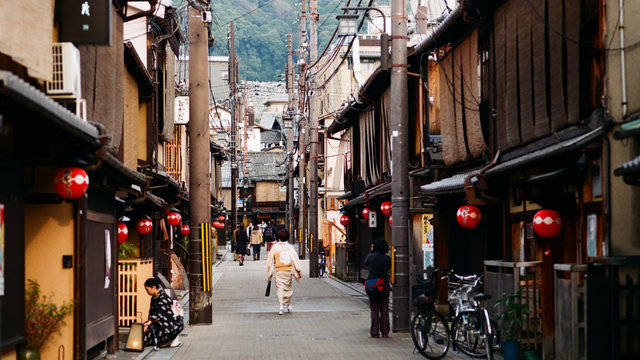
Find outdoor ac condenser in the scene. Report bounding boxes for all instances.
[46,42,82,99]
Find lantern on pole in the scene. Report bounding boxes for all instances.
[213,220,221,229]
[117,223,128,245]
[456,205,482,229]
[533,209,562,238]
[218,215,225,222]
[218,221,225,229]
[380,201,392,216]
[166,211,182,226]
[180,224,190,236]
[362,207,370,220]
[53,167,89,199]
[339,214,351,226]
[136,217,153,235]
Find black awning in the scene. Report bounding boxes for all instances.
[486,127,605,176]
[614,155,640,186]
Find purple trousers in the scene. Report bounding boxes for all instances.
[368,286,390,337]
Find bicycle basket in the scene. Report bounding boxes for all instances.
[412,282,435,300]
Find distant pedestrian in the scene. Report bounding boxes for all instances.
[234,223,248,266]
[265,229,302,315]
[263,219,278,254]
[250,226,263,260]
[246,221,254,238]
[363,238,391,338]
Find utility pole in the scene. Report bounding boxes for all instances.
[297,0,308,255]
[286,34,295,236]
[188,3,212,324]
[390,0,409,331]
[308,0,319,277]
[229,21,238,246]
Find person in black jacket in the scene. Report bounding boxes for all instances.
[234,223,248,266]
[363,238,391,338]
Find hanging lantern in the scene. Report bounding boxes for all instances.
[166,211,182,226]
[136,217,153,235]
[533,209,562,238]
[380,201,392,217]
[117,223,129,245]
[218,222,225,229]
[213,220,221,229]
[180,224,190,236]
[362,207,370,220]
[218,215,225,222]
[456,205,482,229]
[53,167,89,199]
[389,216,392,227]
[339,214,351,226]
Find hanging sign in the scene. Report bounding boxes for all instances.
[368,210,377,228]
[175,96,189,124]
[59,0,112,45]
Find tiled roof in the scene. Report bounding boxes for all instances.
[221,151,286,188]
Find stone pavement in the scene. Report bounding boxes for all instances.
[117,245,501,360]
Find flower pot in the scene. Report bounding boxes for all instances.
[17,348,40,360]
[501,340,520,360]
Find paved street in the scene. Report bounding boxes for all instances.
[118,246,501,360]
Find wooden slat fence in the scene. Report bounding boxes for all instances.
[554,264,587,360]
[118,258,153,327]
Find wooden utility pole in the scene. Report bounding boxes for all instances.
[188,3,212,324]
[286,34,295,236]
[297,0,308,255]
[229,21,238,246]
[308,0,319,277]
[390,0,409,331]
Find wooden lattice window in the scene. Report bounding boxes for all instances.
[165,131,182,182]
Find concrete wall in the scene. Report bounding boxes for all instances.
[24,200,74,360]
[606,0,640,255]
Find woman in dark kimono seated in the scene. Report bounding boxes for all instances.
[143,278,184,350]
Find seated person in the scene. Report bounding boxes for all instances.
[143,278,184,350]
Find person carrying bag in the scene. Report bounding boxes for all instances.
[363,238,391,338]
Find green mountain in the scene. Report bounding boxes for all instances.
[209,0,342,81]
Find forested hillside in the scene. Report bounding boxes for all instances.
[208,0,342,81]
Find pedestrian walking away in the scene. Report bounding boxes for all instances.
[234,223,248,266]
[142,278,184,350]
[264,219,278,254]
[364,238,392,338]
[250,225,263,260]
[265,229,302,315]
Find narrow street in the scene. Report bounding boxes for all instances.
[117,246,502,360]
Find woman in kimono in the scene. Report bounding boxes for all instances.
[143,278,183,350]
[265,229,302,315]
[235,223,248,266]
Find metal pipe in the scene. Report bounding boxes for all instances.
[619,0,628,119]
[124,0,158,22]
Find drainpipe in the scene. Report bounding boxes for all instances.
[85,121,111,172]
[619,0,628,119]
[124,0,158,22]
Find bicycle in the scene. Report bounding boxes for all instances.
[450,289,500,359]
[318,245,329,277]
[410,269,450,359]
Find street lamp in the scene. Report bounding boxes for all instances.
[337,8,390,70]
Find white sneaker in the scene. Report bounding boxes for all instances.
[170,336,181,348]
[287,304,292,313]
[278,306,284,315]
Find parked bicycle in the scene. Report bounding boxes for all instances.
[318,245,329,277]
[450,280,500,360]
[410,269,450,359]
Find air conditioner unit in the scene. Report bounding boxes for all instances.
[57,98,87,121]
[46,42,82,99]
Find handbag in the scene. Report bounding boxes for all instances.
[265,280,271,297]
[365,277,385,294]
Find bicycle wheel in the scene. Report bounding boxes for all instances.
[411,309,450,359]
[451,311,492,358]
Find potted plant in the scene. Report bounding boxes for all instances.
[494,288,529,360]
[21,279,75,360]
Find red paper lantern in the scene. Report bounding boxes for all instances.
[213,220,221,229]
[456,205,482,229]
[218,215,225,222]
[389,216,392,227]
[218,222,225,229]
[136,218,153,235]
[53,167,89,199]
[181,224,190,236]
[166,211,182,226]
[380,201,392,216]
[533,209,562,238]
[362,207,370,220]
[339,215,351,226]
[117,223,128,245]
